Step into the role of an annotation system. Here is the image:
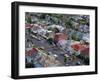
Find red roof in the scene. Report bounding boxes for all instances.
[54,33,67,42]
[71,44,89,55]
[81,47,89,55]
[25,24,33,28]
[25,48,38,56]
[71,44,82,51]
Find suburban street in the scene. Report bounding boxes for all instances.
[25,12,89,68]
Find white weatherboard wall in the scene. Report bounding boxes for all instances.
[0,0,99,81]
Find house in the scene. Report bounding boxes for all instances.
[54,33,67,42]
[25,23,33,28]
[71,43,89,57]
[54,33,68,49]
[48,25,65,32]
[25,47,38,56]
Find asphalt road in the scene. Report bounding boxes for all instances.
[26,33,85,67]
